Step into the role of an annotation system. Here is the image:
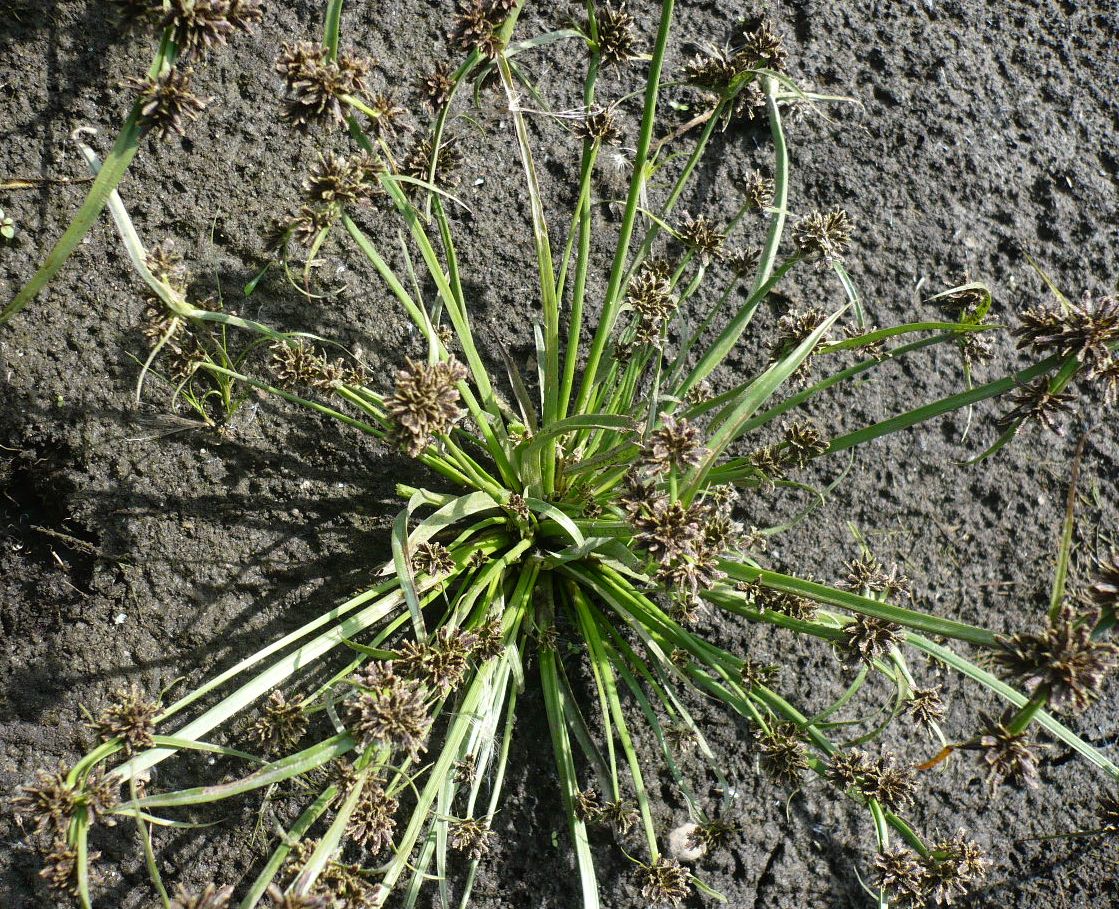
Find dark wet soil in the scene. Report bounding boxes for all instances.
[2,1,1118,907]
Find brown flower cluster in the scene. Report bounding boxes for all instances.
[248,690,308,753]
[749,419,829,481]
[874,835,988,907]
[89,685,160,754]
[625,266,678,345]
[791,209,853,265]
[827,749,916,812]
[637,856,691,906]
[992,602,1117,713]
[276,41,371,130]
[343,662,431,759]
[385,357,469,455]
[591,4,640,67]
[128,67,208,139]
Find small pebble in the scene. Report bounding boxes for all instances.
[668,822,705,862]
[113,612,127,625]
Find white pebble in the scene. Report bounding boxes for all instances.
[668,823,705,862]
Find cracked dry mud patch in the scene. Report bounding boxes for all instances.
[2,1,1118,907]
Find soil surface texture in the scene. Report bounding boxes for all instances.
[2,1,1118,908]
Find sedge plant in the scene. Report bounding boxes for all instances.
[7,2,1119,908]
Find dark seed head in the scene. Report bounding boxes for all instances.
[643,415,707,474]
[637,856,690,906]
[276,42,371,131]
[676,213,726,262]
[792,208,853,264]
[574,108,623,146]
[302,151,381,206]
[170,883,235,909]
[757,722,809,786]
[994,377,1076,435]
[906,686,946,732]
[449,817,495,860]
[740,20,788,71]
[343,662,431,759]
[410,541,456,577]
[386,357,469,456]
[594,3,640,67]
[89,685,160,755]
[345,777,398,855]
[248,690,308,753]
[741,168,775,209]
[1014,295,1119,380]
[923,835,989,906]
[992,601,1117,713]
[419,62,456,110]
[975,713,1042,791]
[129,67,209,140]
[873,847,928,907]
[840,615,904,669]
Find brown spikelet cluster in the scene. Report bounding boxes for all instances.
[400,133,465,192]
[676,213,726,262]
[642,415,707,474]
[739,658,779,689]
[170,883,235,909]
[826,749,916,813]
[385,357,469,455]
[574,787,601,821]
[749,419,829,481]
[974,711,1042,791]
[38,839,91,898]
[741,169,775,209]
[637,856,691,906]
[14,767,118,835]
[89,685,160,754]
[114,1,262,56]
[452,0,509,60]
[248,690,308,753]
[725,246,760,277]
[792,209,853,264]
[991,602,1117,713]
[840,615,904,669]
[574,108,622,146]
[737,580,819,621]
[686,817,738,852]
[906,685,946,731]
[345,777,398,854]
[994,376,1076,435]
[395,625,478,694]
[343,662,431,759]
[471,616,506,661]
[302,151,381,206]
[769,306,830,381]
[874,836,989,907]
[420,62,456,111]
[842,554,912,599]
[1014,295,1119,379]
[270,340,353,392]
[410,541,456,577]
[454,754,477,785]
[626,267,677,344]
[276,41,371,130]
[449,817,495,860]
[740,19,788,71]
[593,3,640,67]
[599,798,640,834]
[129,67,208,140]
[757,722,809,785]
[365,92,407,138]
[681,46,744,93]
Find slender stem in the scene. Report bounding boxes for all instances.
[574,0,676,415]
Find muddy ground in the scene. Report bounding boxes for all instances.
[2,1,1118,907]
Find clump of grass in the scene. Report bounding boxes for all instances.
[5,2,1119,908]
